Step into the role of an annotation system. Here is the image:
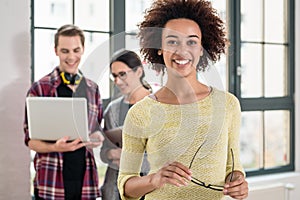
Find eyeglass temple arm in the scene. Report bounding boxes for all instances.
[229,148,234,182]
[188,140,207,169]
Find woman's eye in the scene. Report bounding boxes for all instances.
[119,72,126,77]
[187,40,197,46]
[167,40,178,46]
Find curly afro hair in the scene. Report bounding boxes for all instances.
[138,0,228,72]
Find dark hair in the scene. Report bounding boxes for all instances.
[54,24,85,48]
[138,0,228,72]
[110,50,152,91]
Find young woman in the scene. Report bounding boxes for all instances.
[100,50,151,200]
[118,1,248,200]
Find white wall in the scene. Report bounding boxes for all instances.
[295,0,300,175]
[0,0,299,199]
[0,0,31,199]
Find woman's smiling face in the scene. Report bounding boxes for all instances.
[161,18,203,78]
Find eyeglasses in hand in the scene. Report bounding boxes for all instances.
[188,144,235,191]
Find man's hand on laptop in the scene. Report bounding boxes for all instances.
[54,136,86,152]
[85,131,104,149]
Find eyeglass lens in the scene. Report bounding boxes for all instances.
[110,71,127,81]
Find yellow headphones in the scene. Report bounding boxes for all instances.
[60,72,82,85]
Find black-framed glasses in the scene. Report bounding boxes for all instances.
[110,69,134,81]
[188,144,235,191]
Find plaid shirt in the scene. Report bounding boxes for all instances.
[23,67,102,199]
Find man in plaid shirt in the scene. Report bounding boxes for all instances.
[24,24,104,200]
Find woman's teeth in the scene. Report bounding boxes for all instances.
[174,59,190,65]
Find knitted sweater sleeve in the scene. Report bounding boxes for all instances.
[226,93,245,177]
[118,102,148,200]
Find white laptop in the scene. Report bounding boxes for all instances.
[26,97,90,142]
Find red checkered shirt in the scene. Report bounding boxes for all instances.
[23,67,102,199]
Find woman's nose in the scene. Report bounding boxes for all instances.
[174,44,190,57]
[177,43,189,53]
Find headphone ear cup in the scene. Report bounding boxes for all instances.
[74,73,82,85]
[60,72,71,84]
[60,72,82,85]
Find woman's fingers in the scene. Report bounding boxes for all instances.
[168,162,192,180]
[224,173,248,199]
[151,161,192,188]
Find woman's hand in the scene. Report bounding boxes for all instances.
[124,161,192,198]
[223,171,248,199]
[107,148,122,166]
[150,161,192,189]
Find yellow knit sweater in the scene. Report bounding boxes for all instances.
[118,88,244,200]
